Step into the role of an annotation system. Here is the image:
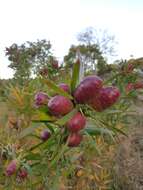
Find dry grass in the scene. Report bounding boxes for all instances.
[114,100,143,190]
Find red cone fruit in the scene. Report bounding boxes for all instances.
[66,112,86,132]
[74,75,103,104]
[67,133,83,147]
[40,130,51,141]
[34,92,49,107]
[134,81,143,89]
[52,60,59,69]
[18,168,28,179]
[39,68,48,76]
[6,160,17,176]
[125,83,134,93]
[48,95,73,116]
[59,83,70,93]
[126,63,134,73]
[89,86,120,112]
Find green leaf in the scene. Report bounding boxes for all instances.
[84,120,115,141]
[18,123,40,139]
[84,127,114,136]
[50,144,69,168]
[97,118,128,137]
[33,163,48,174]
[104,72,121,85]
[111,126,128,137]
[43,138,55,149]
[22,163,32,176]
[105,110,123,114]
[42,78,73,99]
[55,109,78,126]
[27,134,41,139]
[70,58,80,93]
[24,153,41,160]
[32,111,55,122]
[29,142,44,151]
[44,122,55,133]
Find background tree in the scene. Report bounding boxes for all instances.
[77,27,117,57]
[64,27,117,75]
[64,44,106,75]
[5,39,56,85]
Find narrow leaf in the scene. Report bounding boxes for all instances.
[44,122,55,133]
[24,153,41,160]
[71,58,80,93]
[18,123,40,139]
[111,126,128,137]
[43,78,73,99]
[84,127,114,136]
[29,142,44,151]
[105,110,123,114]
[55,109,78,126]
[22,163,32,175]
[32,111,55,122]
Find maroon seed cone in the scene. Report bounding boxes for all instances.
[68,133,83,147]
[18,168,28,179]
[125,83,134,93]
[48,95,73,116]
[52,60,59,69]
[126,63,134,73]
[59,83,70,93]
[39,68,49,76]
[34,92,49,107]
[66,112,86,132]
[89,86,120,112]
[134,81,143,89]
[73,75,103,104]
[41,130,51,141]
[6,160,17,176]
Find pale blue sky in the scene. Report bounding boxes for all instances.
[0,0,143,78]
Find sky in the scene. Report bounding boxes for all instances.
[0,0,143,79]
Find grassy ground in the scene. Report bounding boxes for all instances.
[0,102,9,118]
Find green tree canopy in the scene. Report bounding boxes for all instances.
[5,39,57,85]
[64,27,116,75]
